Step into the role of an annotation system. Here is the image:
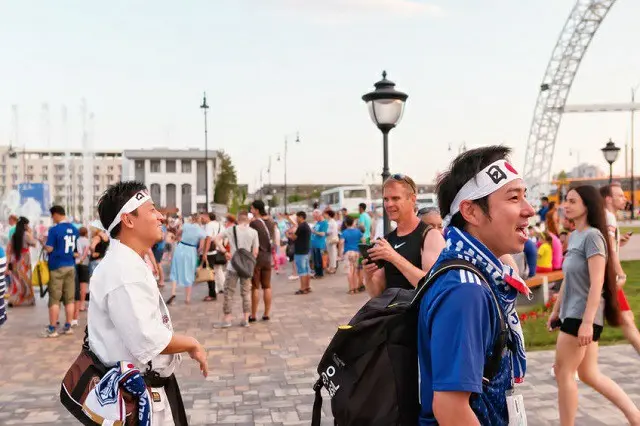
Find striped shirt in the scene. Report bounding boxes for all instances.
[0,246,7,326]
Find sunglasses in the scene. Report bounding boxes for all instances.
[390,173,417,194]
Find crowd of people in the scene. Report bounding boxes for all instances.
[4,143,640,425]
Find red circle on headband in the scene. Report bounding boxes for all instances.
[505,162,518,175]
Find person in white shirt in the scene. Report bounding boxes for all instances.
[201,212,225,301]
[88,181,208,426]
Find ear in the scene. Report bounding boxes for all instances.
[458,200,483,227]
[120,213,135,230]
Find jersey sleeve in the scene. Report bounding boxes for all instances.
[45,227,56,248]
[585,230,606,259]
[429,280,494,394]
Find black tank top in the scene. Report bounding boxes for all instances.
[384,220,429,291]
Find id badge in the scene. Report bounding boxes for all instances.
[506,392,527,426]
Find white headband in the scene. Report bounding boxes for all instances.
[443,159,521,228]
[106,190,152,234]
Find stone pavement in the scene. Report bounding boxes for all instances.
[1,268,640,425]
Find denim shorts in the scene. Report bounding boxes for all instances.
[294,254,310,276]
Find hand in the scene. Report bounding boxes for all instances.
[617,274,627,288]
[621,232,632,246]
[188,341,209,377]
[578,322,593,347]
[225,252,232,261]
[362,258,380,278]
[547,311,560,332]
[367,238,398,263]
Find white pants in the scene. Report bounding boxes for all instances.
[327,242,338,269]
[214,264,226,293]
[151,387,175,426]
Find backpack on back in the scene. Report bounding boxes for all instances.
[311,259,508,426]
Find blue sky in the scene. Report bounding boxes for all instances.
[2,0,640,190]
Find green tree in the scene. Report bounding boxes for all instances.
[214,151,237,206]
[288,194,302,203]
[229,187,247,214]
[268,195,280,208]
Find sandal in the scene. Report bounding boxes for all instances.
[304,288,312,294]
[202,296,215,302]
[262,315,270,321]
[295,289,306,295]
[347,290,356,295]
[166,295,176,305]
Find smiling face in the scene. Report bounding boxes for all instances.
[383,181,416,223]
[460,180,534,257]
[122,200,165,247]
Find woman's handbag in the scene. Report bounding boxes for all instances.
[32,249,50,298]
[195,261,215,283]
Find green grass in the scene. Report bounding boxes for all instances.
[523,260,640,351]
[619,226,640,235]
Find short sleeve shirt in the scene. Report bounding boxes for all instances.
[605,210,619,253]
[294,222,311,255]
[46,222,79,270]
[311,220,328,250]
[418,267,511,425]
[560,227,607,326]
[358,213,372,241]
[223,225,259,273]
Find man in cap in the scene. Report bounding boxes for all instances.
[88,181,208,425]
[417,146,534,425]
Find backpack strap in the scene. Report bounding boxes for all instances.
[411,258,508,383]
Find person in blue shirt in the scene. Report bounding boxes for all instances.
[339,215,363,294]
[538,196,550,221]
[310,210,328,278]
[42,205,79,337]
[418,146,535,425]
[523,238,537,278]
[357,203,372,243]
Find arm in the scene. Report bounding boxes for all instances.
[433,393,480,426]
[252,231,259,258]
[607,232,626,284]
[44,231,54,253]
[363,262,386,298]
[5,242,12,263]
[427,283,491,425]
[106,282,208,376]
[213,234,226,252]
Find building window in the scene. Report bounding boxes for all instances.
[94,185,99,192]
[181,161,192,173]
[134,160,145,181]
[108,166,114,172]
[27,165,34,171]
[42,165,48,173]
[94,174,100,181]
[196,161,206,195]
[11,174,17,181]
[0,165,5,173]
[166,160,176,173]
[26,174,34,181]
[12,165,18,172]
[55,185,64,192]
[181,184,192,216]
[166,184,176,208]
[107,174,114,182]
[150,183,161,205]
[55,164,64,172]
[150,160,161,173]
[41,175,48,181]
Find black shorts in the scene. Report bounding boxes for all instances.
[560,318,604,342]
[76,264,90,284]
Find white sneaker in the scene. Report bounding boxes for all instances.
[288,275,299,281]
[71,320,79,328]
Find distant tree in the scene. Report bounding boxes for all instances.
[214,151,237,206]
[288,194,303,203]
[268,195,280,208]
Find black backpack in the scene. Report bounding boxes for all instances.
[231,226,257,279]
[311,259,508,426]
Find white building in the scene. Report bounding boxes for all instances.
[121,148,221,215]
[0,145,122,220]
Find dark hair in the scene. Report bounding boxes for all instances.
[208,212,216,221]
[296,211,307,220]
[79,226,88,237]
[358,203,367,211]
[559,231,568,237]
[98,181,147,238]
[548,201,556,209]
[251,200,267,216]
[344,215,354,227]
[569,185,620,326]
[50,205,65,216]
[326,210,335,218]
[599,182,622,199]
[541,196,549,202]
[437,145,511,230]
[11,216,29,259]
[226,214,236,224]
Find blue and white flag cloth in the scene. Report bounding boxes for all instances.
[83,361,152,426]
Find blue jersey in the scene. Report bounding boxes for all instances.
[341,228,363,253]
[417,268,511,425]
[46,222,79,271]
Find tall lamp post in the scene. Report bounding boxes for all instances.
[362,71,408,234]
[280,132,300,214]
[200,92,210,211]
[601,138,621,184]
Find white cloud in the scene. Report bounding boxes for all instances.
[273,0,445,24]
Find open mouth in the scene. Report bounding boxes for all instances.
[515,225,528,240]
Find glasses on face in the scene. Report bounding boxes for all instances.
[389,173,417,194]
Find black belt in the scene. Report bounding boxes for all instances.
[179,241,197,248]
[143,371,171,387]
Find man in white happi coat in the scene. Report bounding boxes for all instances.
[88,181,208,425]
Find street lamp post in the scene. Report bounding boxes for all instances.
[200,92,209,211]
[280,132,300,214]
[601,138,621,184]
[362,71,408,235]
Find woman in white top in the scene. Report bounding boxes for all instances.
[325,210,339,274]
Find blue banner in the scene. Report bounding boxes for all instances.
[18,183,51,214]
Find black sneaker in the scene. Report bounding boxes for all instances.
[248,316,257,323]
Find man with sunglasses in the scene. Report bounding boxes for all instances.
[364,174,446,296]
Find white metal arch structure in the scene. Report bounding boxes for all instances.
[523,0,617,201]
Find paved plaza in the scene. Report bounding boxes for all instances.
[1,268,640,425]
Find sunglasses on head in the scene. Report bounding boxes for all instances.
[390,173,417,194]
